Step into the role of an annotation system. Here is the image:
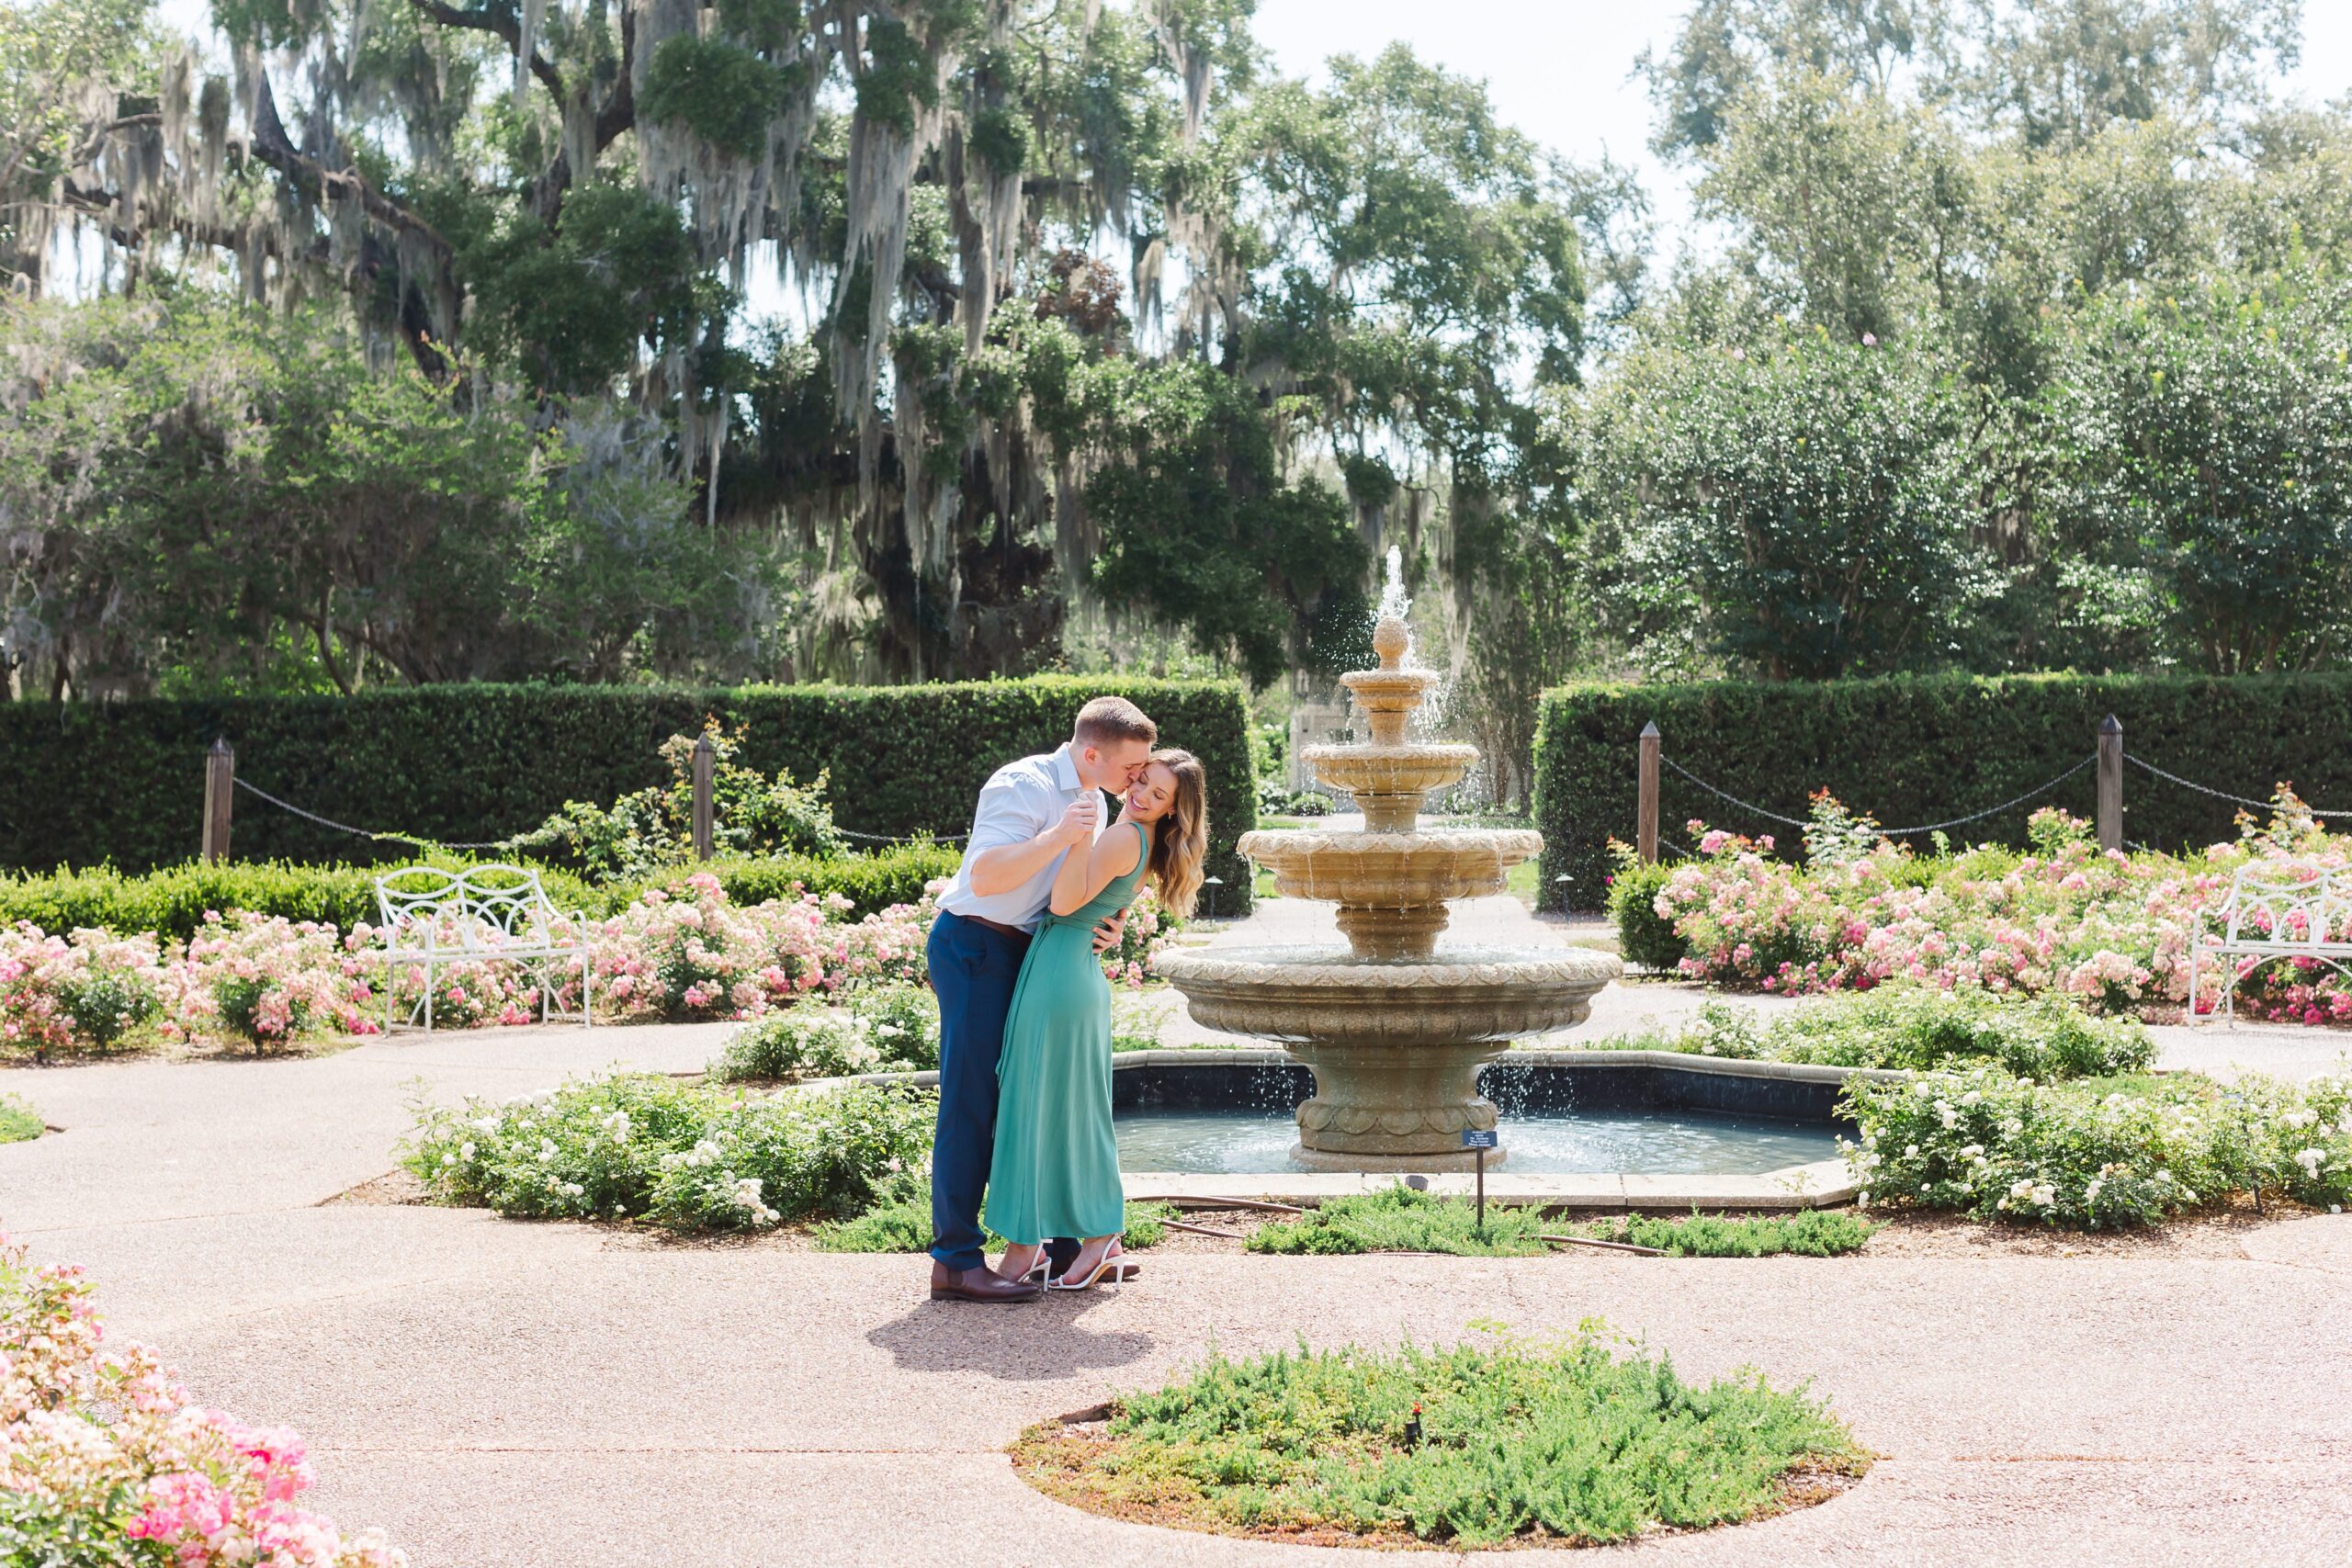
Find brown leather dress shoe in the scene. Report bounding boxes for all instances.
[930,1261,1043,1303]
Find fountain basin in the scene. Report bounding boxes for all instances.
[1238,829,1542,898]
[1299,744,1479,829]
[1155,944,1621,1169]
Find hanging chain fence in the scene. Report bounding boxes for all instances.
[1659,752,2098,839]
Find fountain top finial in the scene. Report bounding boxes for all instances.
[1371,615,1410,671]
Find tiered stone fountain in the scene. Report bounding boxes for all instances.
[1156,616,1622,1170]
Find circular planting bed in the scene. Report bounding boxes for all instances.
[1012,1328,1868,1550]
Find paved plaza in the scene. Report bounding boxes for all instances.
[5,897,2349,1565]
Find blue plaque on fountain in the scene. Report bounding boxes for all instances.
[1460,1128,1498,1150]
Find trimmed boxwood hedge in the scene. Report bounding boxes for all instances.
[0,844,964,943]
[0,677,1253,910]
[1536,671,2352,910]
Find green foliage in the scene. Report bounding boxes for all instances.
[0,1092,42,1144]
[0,674,1252,908]
[1589,1209,1876,1257]
[1022,1327,1865,1546]
[1603,855,1682,970]
[1843,1064,2352,1229]
[523,723,846,882]
[639,36,796,159]
[1615,988,2154,1080]
[1574,329,1985,681]
[404,1073,935,1233]
[2041,276,2352,673]
[810,1188,1171,1253]
[1536,669,2352,907]
[1243,1185,1556,1258]
[709,984,941,1082]
[0,846,952,944]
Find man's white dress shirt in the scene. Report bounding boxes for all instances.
[938,744,1092,931]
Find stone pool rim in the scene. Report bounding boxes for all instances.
[792,1047,1888,1211]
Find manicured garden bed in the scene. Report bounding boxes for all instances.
[1611,795,2351,1025]
[1012,1330,1868,1547]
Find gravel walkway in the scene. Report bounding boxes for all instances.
[4,897,2348,1565]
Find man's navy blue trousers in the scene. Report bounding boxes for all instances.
[926,908,1077,1273]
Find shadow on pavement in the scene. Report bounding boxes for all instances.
[866,1297,1155,1381]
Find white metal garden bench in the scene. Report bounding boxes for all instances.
[2186,863,2352,1025]
[372,864,594,1034]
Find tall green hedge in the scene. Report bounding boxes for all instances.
[0,677,1255,909]
[1535,671,2352,909]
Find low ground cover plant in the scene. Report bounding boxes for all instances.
[1625,792,2352,1024]
[0,1092,41,1143]
[1844,1064,2352,1228]
[1245,1185,1555,1257]
[0,1231,406,1566]
[1013,1326,1866,1547]
[1589,1210,1877,1257]
[1606,986,2154,1079]
[404,1073,934,1232]
[812,1189,1173,1253]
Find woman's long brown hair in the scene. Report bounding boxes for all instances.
[1141,749,1209,918]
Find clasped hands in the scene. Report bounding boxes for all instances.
[1054,792,1127,954]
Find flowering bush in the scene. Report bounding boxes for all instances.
[1616,986,2154,1078]
[0,1232,405,1566]
[0,924,172,1058]
[169,913,379,1052]
[403,1072,934,1233]
[1099,885,1179,987]
[1844,1064,2352,1228]
[1638,790,2352,1023]
[709,984,940,1083]
[590,872,934,1021]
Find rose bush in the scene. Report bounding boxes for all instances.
[1637,791,2352,1023]
[403,1073,934,1234]
[1843,1064,2352,1228]
[0,1232,405,1566]
[0,874,958,1056]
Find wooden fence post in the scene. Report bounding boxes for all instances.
[692,734,716,861]
[1637,721,1660,865]
[2096,714,2123,853]
[201,739,234,864]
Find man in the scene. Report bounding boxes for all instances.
[926,695,1157,1303]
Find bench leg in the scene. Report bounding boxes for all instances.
[2186,947,2198,1028]
[424,959,435,1036]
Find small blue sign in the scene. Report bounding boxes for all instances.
[1460,1128,1499,1150]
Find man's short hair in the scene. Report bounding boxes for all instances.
[1072,694,1157,749]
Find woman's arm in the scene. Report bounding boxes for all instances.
[1048,812,1142,916]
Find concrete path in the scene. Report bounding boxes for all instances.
[4,897,2350,1565]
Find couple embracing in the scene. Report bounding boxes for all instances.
[925,696,1209,1303]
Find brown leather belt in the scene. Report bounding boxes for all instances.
[957,912,1028,940]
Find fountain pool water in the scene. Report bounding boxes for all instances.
[1114,1106,1839,1177]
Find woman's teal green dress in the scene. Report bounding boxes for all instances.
[984,820,1149,1245]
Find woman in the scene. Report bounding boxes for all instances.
[986,749,1209,1291]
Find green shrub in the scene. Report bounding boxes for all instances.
[1537,671,2352,908]
[1605,987,2154,1080]
[1604,856,1684,970]
[0,1092,41,1143]
[1244,1185,1555,1257]
[0,676,1255,908]
[709,984,942,1082]
[1592,1209,1876,1257]
[811,1188,1172,1252]
[1842,1064,2352,1228]
[1016,1327,1866,1546]
[403,1073,935,1233]
[0,843,958,944]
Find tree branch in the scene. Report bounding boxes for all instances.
[249,73,454,265]
[404,0,568,102]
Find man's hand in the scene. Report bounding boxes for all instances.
[1055,792,1102,846]
[1091,908,1127,954]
